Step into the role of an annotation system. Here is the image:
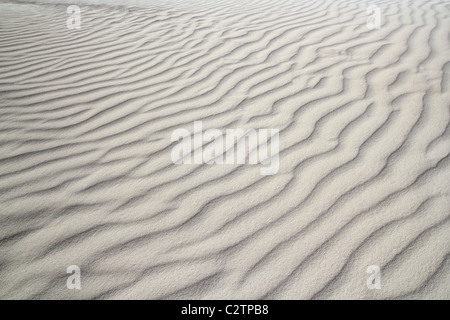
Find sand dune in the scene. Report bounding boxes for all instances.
[0,0,449,299]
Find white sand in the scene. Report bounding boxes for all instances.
[0,0,449,299]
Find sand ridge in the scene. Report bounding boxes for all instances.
[0,0,449,299]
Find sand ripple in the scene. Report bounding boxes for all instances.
[0,0,449,299]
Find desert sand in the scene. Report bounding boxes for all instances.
[0,0,449,299]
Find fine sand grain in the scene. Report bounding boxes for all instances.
[0,0,449,299]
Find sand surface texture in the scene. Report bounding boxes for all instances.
[0,0,449,299]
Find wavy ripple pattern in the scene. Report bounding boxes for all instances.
[0,0,449,299]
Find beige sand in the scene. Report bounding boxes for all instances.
[0,0,449,299]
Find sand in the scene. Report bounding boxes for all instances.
[0,0,449,299]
